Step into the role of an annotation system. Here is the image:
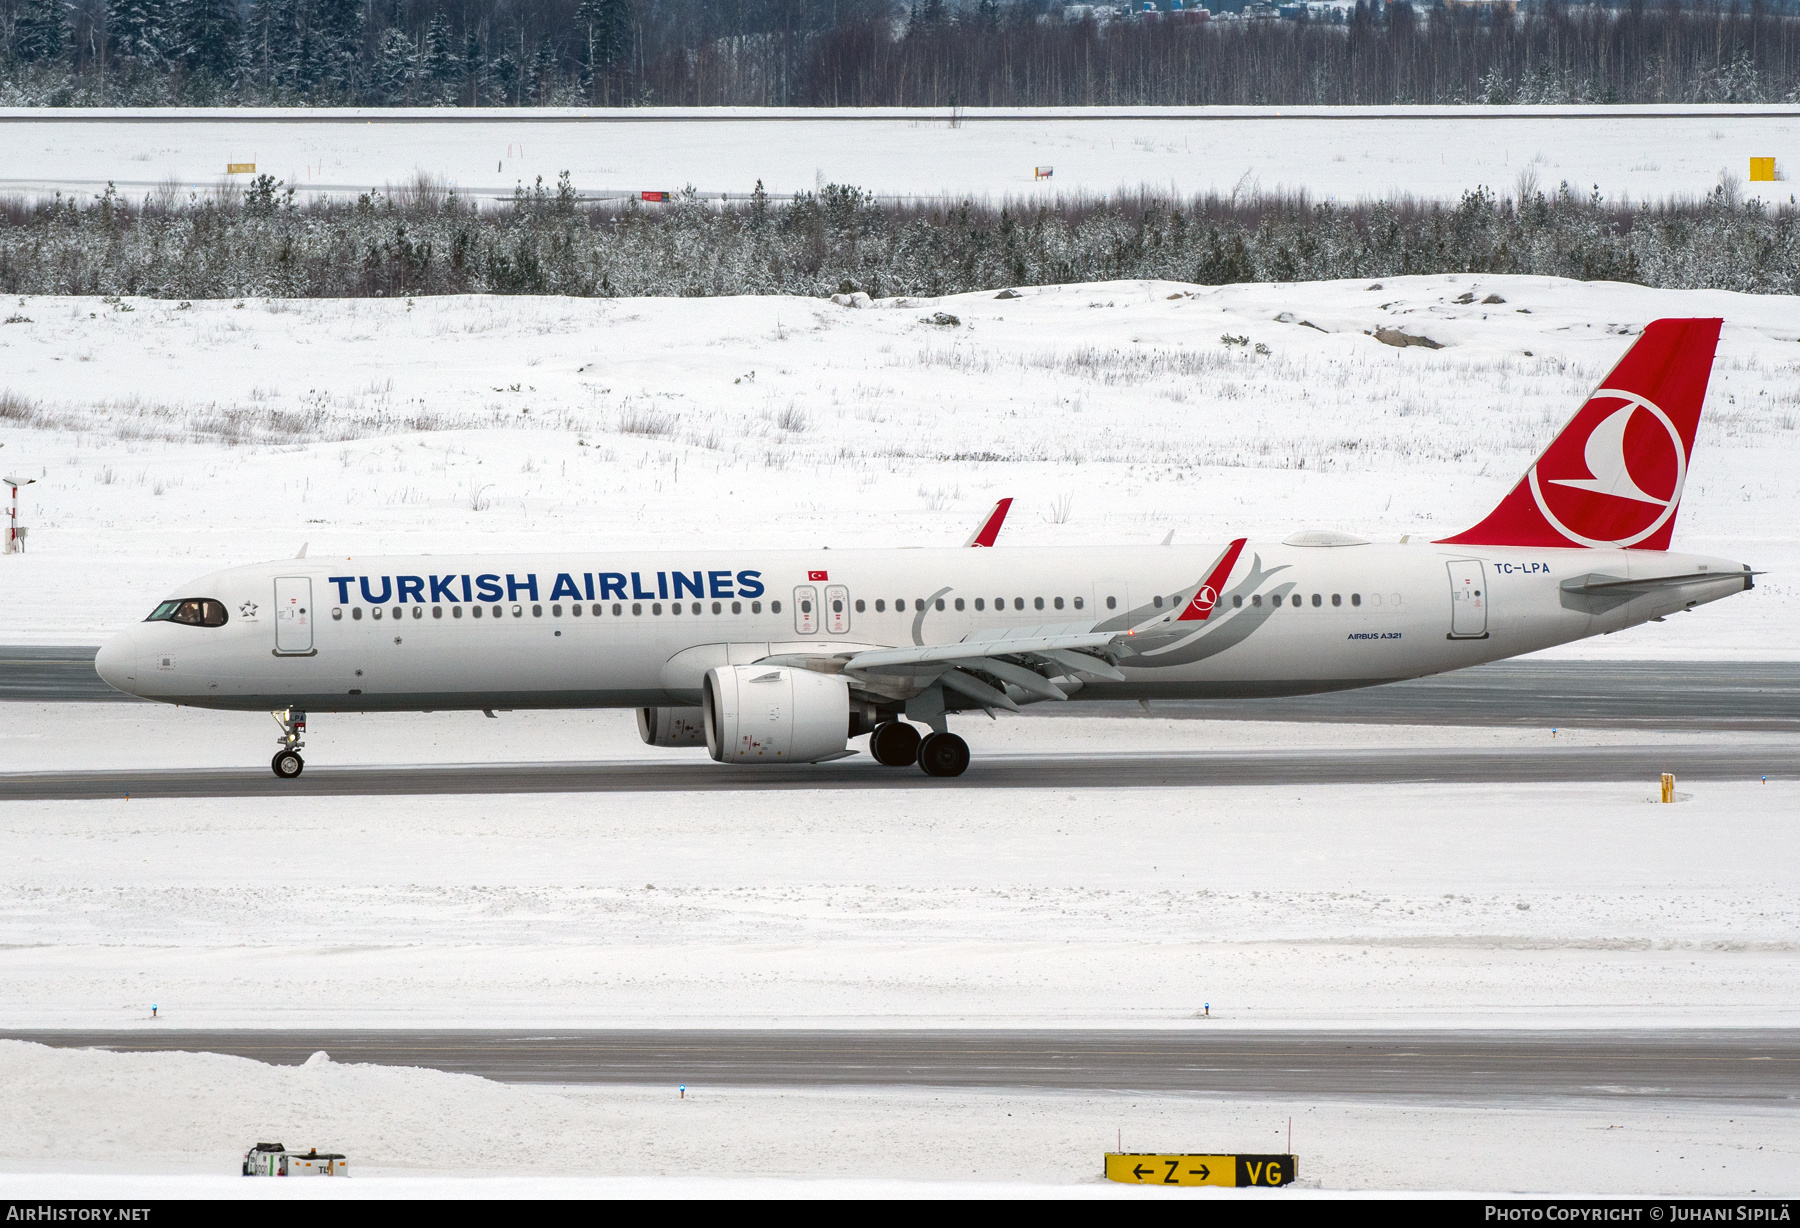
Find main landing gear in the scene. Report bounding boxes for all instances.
[917,731,970,778]
[869,720,922,767]
[869,720,969,777]
[271,708,306,779]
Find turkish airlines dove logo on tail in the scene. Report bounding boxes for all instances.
[1438,318,1720,552]
[1528,390,1686,547]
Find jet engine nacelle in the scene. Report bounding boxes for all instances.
[637,706,707,747]
[702,665,850,764]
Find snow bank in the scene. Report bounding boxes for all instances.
[0,1041,1793,1195]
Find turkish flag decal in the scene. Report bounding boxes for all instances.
[808,570,828,582]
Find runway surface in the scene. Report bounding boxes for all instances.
[6,1029,1794,1103]
[0,742,1790,800]
[8,647,1800,729]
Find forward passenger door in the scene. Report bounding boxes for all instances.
[793,585,819,634]
[273,576,314,655]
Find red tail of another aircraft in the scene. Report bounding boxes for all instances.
[1437,318,1722,551]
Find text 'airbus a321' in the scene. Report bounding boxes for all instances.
[95,318,1754,778]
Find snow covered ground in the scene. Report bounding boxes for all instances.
[3,709,1795,1029]
[2,273,1797,656]
[1,1041,1795,1195]
[2,105,1796,205]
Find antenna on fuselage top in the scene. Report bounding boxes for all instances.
[1161,530,1174,546]
[295,542,308,559]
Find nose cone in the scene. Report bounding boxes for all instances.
[94,633,139,696]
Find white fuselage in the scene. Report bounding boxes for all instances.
[94,541,1752,714]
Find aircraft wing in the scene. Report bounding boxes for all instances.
[839,625,1129,710]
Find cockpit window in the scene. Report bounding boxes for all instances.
[146,598,229,627]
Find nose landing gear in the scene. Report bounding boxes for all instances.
[271,708,306,779]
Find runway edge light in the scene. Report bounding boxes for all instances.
[1104,1153,1296,1187]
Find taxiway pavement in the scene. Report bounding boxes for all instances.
[5,1029,1793,1103]
[0,743,1790,800]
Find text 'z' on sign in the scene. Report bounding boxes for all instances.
[1104,1153,1295,1187]
[227,163,256,174]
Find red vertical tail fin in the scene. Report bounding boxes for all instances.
[1437,318,1721,551]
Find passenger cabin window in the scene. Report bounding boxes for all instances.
[1352,594,1362,607]
[954,598,965,611]
[1312,594,1322,608]
[1106,596,1117,609]
[1152,596,1164,608]
[1073,596,1084,610]
[1034,597,1045,610]
[974,598,985,611]
[855,599,866,613]
[875,599,886,612]
[1331,594,1342,607]
[770,600,782,614]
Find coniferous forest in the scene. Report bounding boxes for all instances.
[1,0,1799,107]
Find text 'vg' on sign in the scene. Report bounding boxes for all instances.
[1104,1153,1295,1187]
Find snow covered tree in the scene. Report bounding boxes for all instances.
[111,0,171,65]
[14,0,71,64]
[420,13,456,103]
[175,0,242,81]
[244,0,304,97]
[575,0,631,104]
[460,27,485,104]
[374,26,417,102]
[309,0,363,97]
[490,47,519,105]
[529,34,556,104]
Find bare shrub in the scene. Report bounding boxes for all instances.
[617,406,675,437]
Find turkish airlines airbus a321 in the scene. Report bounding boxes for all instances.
[95,318,1754,779]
